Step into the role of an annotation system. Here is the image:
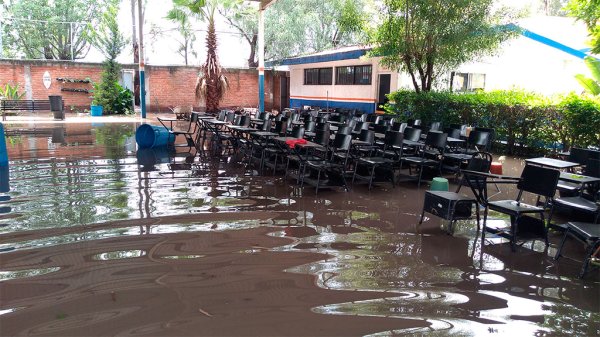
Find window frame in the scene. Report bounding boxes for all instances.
[335,65,372,85]
[304,67,333,85]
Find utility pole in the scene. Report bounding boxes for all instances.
[131,0,140,106]
[258,6,265,113]
[137,0,147,119]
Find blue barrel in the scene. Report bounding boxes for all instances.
[0,123,8,166]
[135,124,174,148]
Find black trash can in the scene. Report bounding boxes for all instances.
[49,95,64,120]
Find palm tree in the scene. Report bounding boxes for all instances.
[172,0,229,112]
[575,56,600,96]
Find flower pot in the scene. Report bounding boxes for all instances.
[90,105,103,117]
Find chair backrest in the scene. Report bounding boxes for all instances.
[346,119,357,129]
[468,130,491,148]
[336,126,352,135]
[585,158,600,178]
[473,127,495,147]
[304,120,316,132]
[518,165,560,198]
[443,127,461,139]
[424,131,447,150]
[331,133,352,151]
[374,124,390,134]
[357,129,375,144]
[314,129,331,146]
[413,119,422,126]
[303,115,315,123]
[226,111,236,123]
[429,122,441,132]
[273,120,287,136]
[569,147,591,165]
[403,127,422,142]
[392,122,408,133]
[260,119,272,131]
[316,116,328,124]
[258,111,269,120]
[239,115,251,127]
[316,122,330,132]
[461,152,494,205]
[217,110,227,121]
[291,126,305,139]
[354,121,370,132]
[384,130,404,150]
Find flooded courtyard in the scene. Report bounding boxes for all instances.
[0,118,598,336]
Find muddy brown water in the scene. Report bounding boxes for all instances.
[0,120,598,336]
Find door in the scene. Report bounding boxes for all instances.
[377,74,391,110]
[280,75,289,109]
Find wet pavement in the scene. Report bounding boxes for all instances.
[0,118,598,336]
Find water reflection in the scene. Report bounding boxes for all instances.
[0,121,598,336]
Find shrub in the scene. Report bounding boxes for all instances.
[384,89,600,154]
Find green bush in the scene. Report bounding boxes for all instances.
[384,89,600,154]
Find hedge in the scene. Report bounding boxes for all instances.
[384,90,600,155]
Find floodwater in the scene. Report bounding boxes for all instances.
[0,119,598,336]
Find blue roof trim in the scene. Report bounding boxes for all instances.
[521,28,588,59]
[505,23,588,60]
[281,49,370,66]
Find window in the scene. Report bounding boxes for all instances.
[452,72,486,92]
[304,68,332,85]
[336,65,372,85]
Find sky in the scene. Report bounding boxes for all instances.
[90,0,586,68]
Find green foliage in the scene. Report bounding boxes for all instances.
[385,89,600,153]
[90,3,130,115]
[566,0,600,54]
[575,56,600,95]
[371,0,519,92]
[0,83,25,100]
[219,0,370,66]
[1,0,111,60]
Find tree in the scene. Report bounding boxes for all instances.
[219,0,369,67]
[371,0,518,92]
[173,0,229,112]
[91,2,132,115]
[1,0,110,60]
[566,0,600,54]
[538,0,570,16]
[164,7,198,65]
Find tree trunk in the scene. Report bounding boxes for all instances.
[248,34,258,68]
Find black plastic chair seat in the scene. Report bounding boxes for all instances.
[488,200,545,215]
[306,161,344,170]
[568,222,600,239]
[359,157,394,166]
[554,196,599,213]
[555,221,600,278]
[445,153,472,162]
[403,156,439,165]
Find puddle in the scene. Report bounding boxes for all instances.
[0,121,598,336]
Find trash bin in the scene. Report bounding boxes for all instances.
[49,95,64,120]
[135,124,175,148]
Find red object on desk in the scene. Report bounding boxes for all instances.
[490,162,503,175]
[285,138,307,148]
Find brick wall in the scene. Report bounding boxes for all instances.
[0,59,287,112]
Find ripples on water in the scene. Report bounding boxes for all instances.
[0,122,598,336]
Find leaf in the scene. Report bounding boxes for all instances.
[575,74,600,95]
[584,56,600,84]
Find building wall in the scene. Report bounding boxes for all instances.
[288,57,398,114]
[0,60,285,112]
